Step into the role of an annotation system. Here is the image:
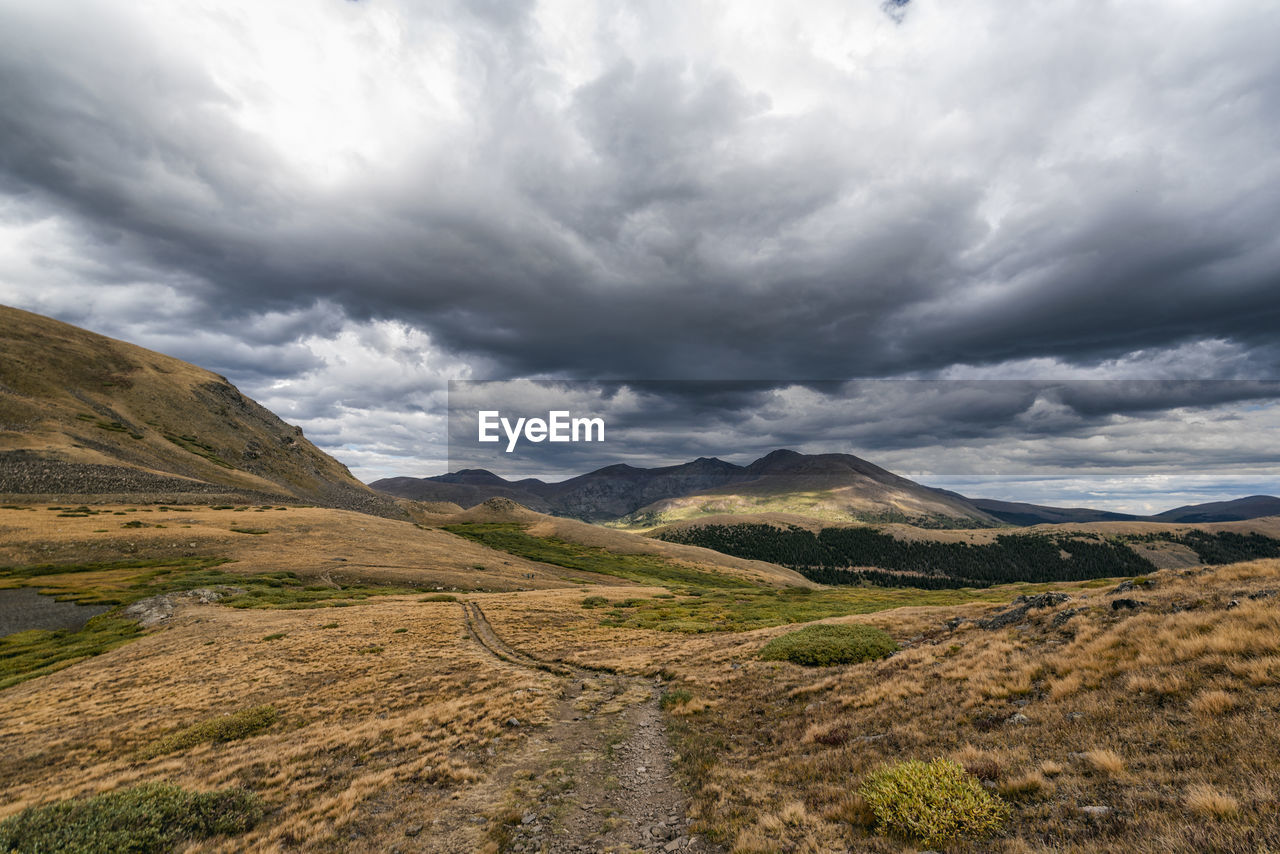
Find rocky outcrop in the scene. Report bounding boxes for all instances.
[122,587,244,627]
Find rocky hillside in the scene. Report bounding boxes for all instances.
[0,305,400,516]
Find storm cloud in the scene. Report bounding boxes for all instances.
[1,0,1279,505]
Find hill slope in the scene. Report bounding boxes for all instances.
[626,450,1000,527]
[967,497,1143,525]
[0,305,399,516]
[1151,495,1280,523]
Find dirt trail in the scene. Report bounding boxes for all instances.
[427,602,718,854]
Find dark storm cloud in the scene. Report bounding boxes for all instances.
[4,1,1280,386]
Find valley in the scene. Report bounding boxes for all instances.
[2,307,1279,852]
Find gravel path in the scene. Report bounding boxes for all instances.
[443,603,720,854]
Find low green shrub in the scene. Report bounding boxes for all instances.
[0,781,262,853]
[660,688,693,710]
[581,595,609,608]
[858,758,1009,847]
[418,594,457,603]
[757,623,898,666]
[139,705,278,759]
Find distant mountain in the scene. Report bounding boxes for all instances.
[625,450,1001,526]
[0,304,401,516]
[372,449,1002,526]
[967,498,1143,526]
[373,448,1280,528]
[967,495,1280,525]
[1150,495,1280,523]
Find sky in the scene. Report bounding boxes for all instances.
[1,0,1279,513]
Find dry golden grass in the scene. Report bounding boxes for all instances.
[605,559,1280,852]
[0,304,375,506]
[1189,688,1239,717]
[0,504,613,592]
[0,594,557,851]
[1082,748,1126,778]
[1184,783,1240,818]
[7,497,1280,851]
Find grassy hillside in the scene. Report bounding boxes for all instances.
[0,305,396,514]
[443,498,815,588]
[623,479,997,528]
[482,559,1280,852]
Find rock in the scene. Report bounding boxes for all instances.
[1052,608,1081,627]
[1080,805,1112,818]
[1007,712,1030,725]
[978,592,1072,629]
[506,717,521,727]
[1228,599,1240,609]
[1248,589,1277,600]
[1112,578,1156,594]
[404,824,423,837]
[521,812,536,825]
[1111,598,1146,611]
[121,587,243,627]
[663,838,685,852]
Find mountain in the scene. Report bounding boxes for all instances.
[967,498,1143,526]
[623,450,1001,526]
[1150,495,1280,523]
[0,304,400,516]
[372,448,1002,526]
[374,447,1280,528]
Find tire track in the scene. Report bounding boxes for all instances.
[462,601,578,677]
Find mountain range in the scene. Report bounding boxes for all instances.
[372,451,1280,527]
[3,303,1275,529]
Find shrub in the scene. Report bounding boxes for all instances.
[0,782,262,853]
[581,595,609,608]
[140,705,278,759]
[660,688,694,710]
[419,594,457,602]
[858,758,1009,847]
[758,624,898,667]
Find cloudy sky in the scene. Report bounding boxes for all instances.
[2,0,1279,512]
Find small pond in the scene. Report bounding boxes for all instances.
[0,587,111,636]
